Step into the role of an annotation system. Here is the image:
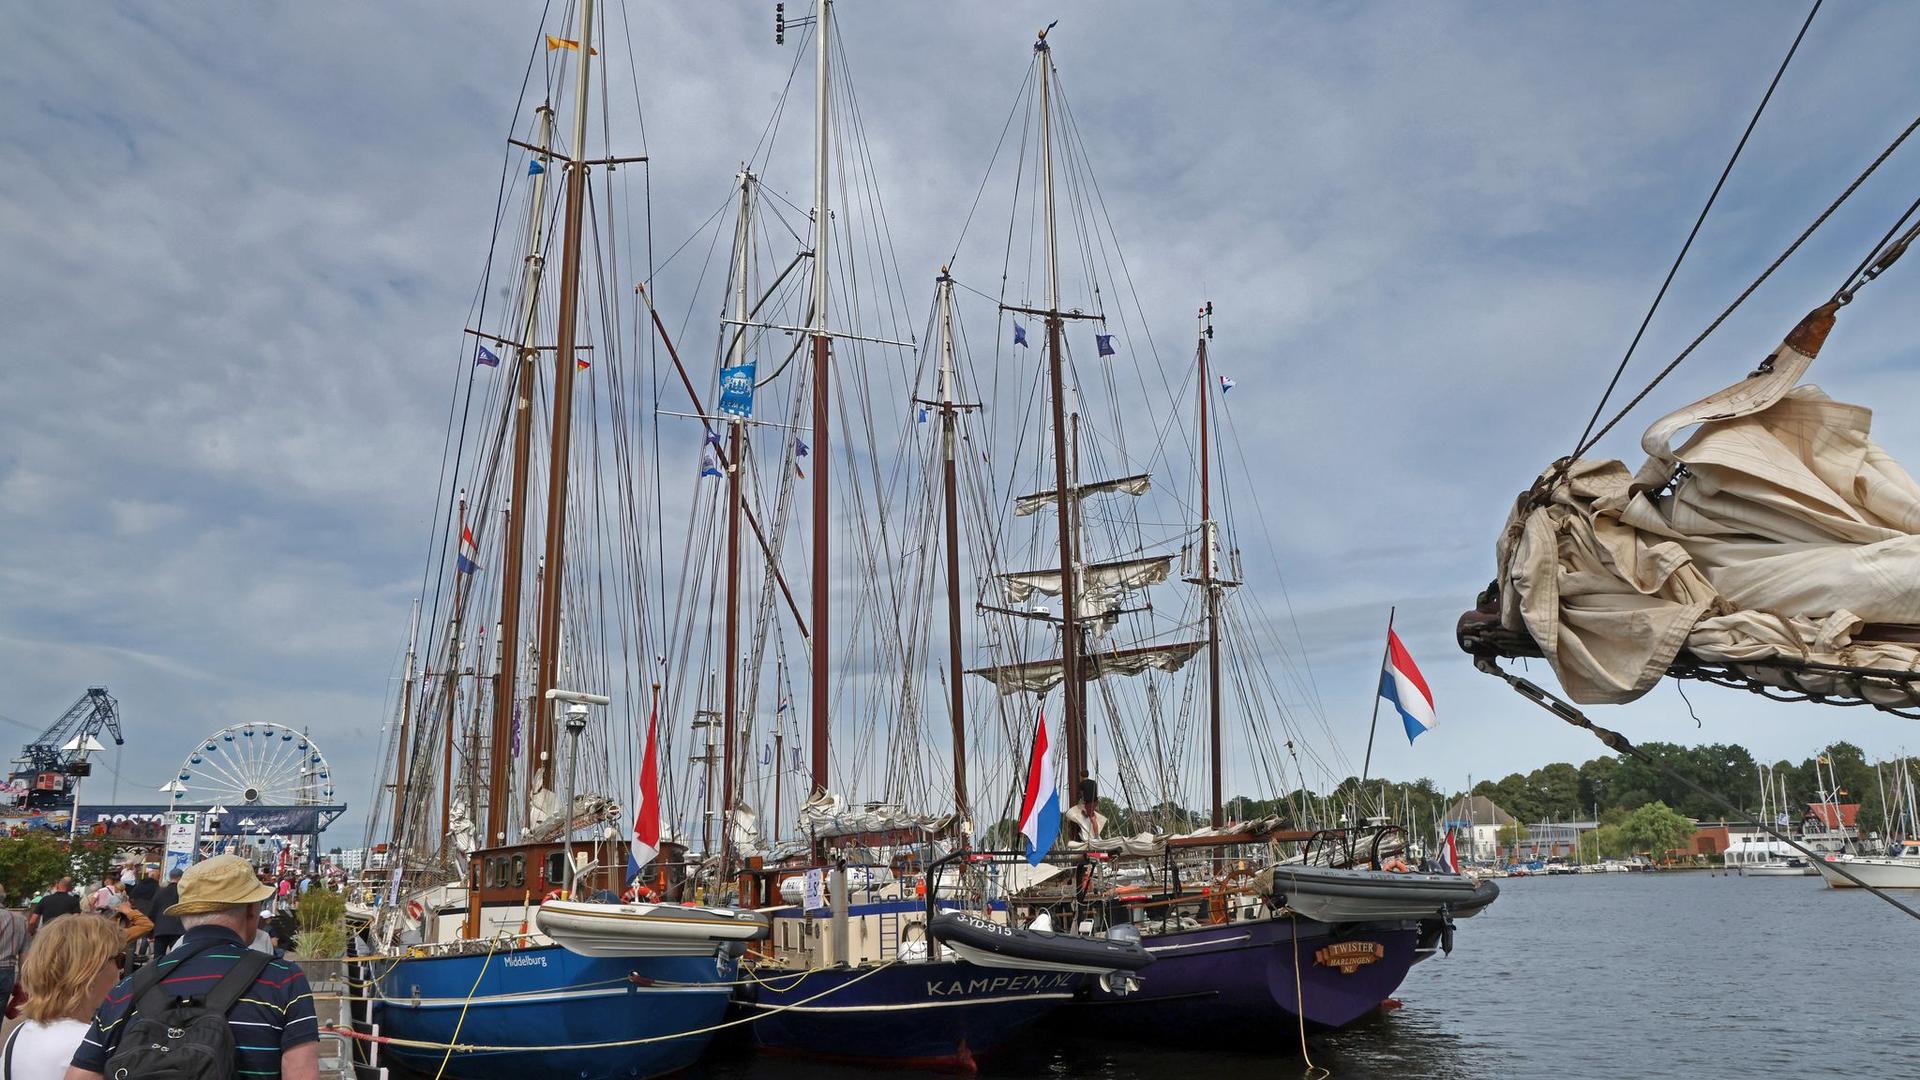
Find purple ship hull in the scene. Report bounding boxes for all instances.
[1074,917,1419,1040]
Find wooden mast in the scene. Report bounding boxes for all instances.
[1036,28,1084,789]
[532,0,596,779]
[490,104,554,849]
[721,169,754,872]
[440,490,470,858]
[808,0,833,798]
[935,270,969,827]
[1198,303,1223,827]
[391,598,420,845]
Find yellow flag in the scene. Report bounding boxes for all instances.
[545,34,598,55]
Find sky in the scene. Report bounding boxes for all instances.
[4,2,1920,844]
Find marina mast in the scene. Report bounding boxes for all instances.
[934,270,970,826]
[721,169,754,870]
[491,103,554,846]
[1197,304,1224,827]
[531,0,596,780]
[1035,28,1085,790]
[808,0,833,798]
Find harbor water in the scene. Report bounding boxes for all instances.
[680,871,1914,1079]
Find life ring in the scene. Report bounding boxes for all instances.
[543,889,565,904]
[1381,856,1411,874]
[405,900,425,921]
[622,883,656,904]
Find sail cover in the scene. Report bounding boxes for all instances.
[1014,473,1151,516]
[1491,302,1920,705]
[1000,555,1174,604]
[972,639,1206,694]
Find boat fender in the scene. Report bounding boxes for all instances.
[405,900,424,921]
[1439,919,1455,956]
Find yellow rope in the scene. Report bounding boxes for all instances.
[333,957,903,1056]
[430,934,500,1080]
[1288,912,1330,1080]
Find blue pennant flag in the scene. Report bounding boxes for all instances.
[705,430,722,447]
[794,438,809,458]
[1096,333,1115,358]
[917,406,928,424]
[700,452,722,478]
[475,343,500,367]
[528,160,546,176]
[718,362,756,419]
[1013,322,1028,348]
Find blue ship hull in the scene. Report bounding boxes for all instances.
[1072,917,1419,1041]
[742,959,1080,1069]
[373,944,734,1080]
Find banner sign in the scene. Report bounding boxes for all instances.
[164,812,201,876]
[73,804,346,836]
[718,363,756,419]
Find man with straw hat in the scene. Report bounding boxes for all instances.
[67,855,319,1080]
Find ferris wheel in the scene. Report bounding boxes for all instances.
[172,723,334,807]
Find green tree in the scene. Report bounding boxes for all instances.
[0,833,115,900]
[1618,801,1695,862]
[0,832,73,899]
[1495,820,1530,856]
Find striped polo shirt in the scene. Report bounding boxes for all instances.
[72,925,318,1078]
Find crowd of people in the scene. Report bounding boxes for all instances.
[0,856,321,1079]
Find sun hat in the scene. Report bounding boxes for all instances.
[165,854,275,916]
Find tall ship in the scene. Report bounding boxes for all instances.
[351,5,765,1078]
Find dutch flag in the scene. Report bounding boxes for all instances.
[456,526,482,575]
[1379,627,1435,743]
[1018,712,1062,866]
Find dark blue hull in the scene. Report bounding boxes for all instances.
[373,944,734,1080]
[742,960,1080,1069]
[1073,917,1419,1041]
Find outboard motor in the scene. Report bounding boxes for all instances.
[1100,924,1145,995]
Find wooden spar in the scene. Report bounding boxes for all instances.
[1199,305,1222,828]
[721,170,753,875]
[1036,30,1084,789]
[482,103,552,910]
[808,0,833,799]
[634,283,809,639]
[532,0,596,777]
[936,271,969,827]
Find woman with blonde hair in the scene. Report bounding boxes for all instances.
[0,913,124,1079]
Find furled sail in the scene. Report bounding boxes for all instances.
[1013,472,1151,517]
[1468,302,1920,709]
[1000,554,1174,604]
[971,639,1207,694]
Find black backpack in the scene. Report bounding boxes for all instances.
[100,939,273,1080]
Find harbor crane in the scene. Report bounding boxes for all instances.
[7,687,125,810]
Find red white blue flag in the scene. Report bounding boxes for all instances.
[456,526,482,575]
[1379,628,1435,743]
[1018,712,1062,865]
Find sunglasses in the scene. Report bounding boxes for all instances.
[103,954,126,973]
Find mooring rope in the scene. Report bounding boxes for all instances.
[325,957,903,1055]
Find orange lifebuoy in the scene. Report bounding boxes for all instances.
[622,883,657,904]
[405,900,425,921]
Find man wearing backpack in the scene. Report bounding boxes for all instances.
[65,854,319,1080]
